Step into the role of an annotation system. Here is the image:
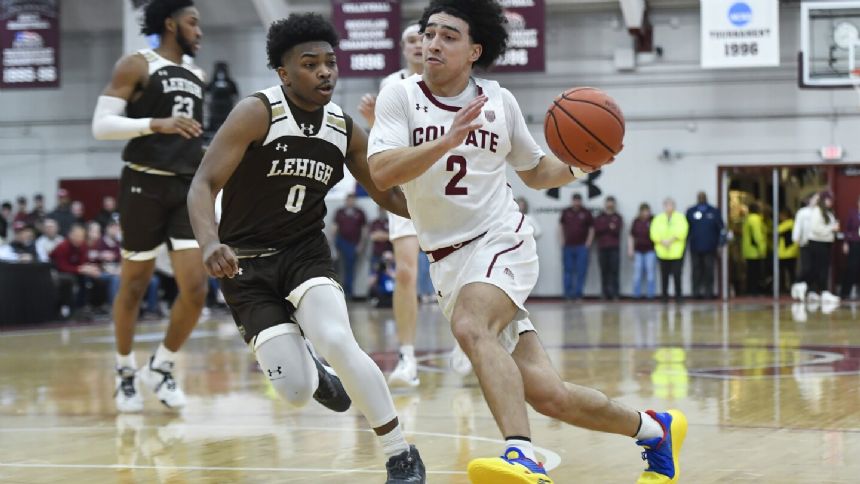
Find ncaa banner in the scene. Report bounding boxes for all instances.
[493,0,545,73]
[0,0,60,88]
[332,0,400,78]
[700,0,779,68]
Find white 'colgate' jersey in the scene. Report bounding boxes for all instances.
[368,75,544,251]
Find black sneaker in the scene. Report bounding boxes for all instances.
[308,349,351,412]
[386,445,426,483]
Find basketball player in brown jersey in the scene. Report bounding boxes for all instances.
[92,0,207,413]
[187,13,425,483]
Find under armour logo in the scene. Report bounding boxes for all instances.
[157,69,167,76]
[237,268,243,276]
[267,366,282,377]
[415,103,428,112]
[504,268,514,280]
[436,290,443,298]
[130,186,142,194]
[299,123,315,135]
[275,143,288,152]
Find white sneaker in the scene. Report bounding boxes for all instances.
[114,366,143,413]
[449,344,473,376]
[791,282,806,301]
[822,291,841,304]
[388,352,420,388]
[807,291,821,303]
[138,357,187,410]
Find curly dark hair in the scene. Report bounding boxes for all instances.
[140,0,194,36]
[266,13,340,69]
[418,0,508,69]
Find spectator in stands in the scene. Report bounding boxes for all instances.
[70,201,86,227]
[840,195,860,300]
[0,201,12,242]
[334,194,366,299]
[594,196,622,300]
[368,207,392,271]
[0,221,39,262]
[777,209,798,295]
[791,192,819,301]
[516,197,542,239]
[369,250,396,308]
[51,224,103,317]
[95,196,119,229]
[629,202,656,299]
[49,188,75,236]
[13,196,28,224]
[651,197,689,303]
[742,202,767,295]
[87,220,122,309]
[686,191,723,299]
[807,192,840,304]
[559,193,594,300]
[27,193,47,233]
[35,218,64,262]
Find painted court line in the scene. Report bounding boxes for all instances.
[0,425,562,471]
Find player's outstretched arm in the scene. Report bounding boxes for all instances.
[188,96,268,278]
[347,125,410,219]
[517,154,591,190]
[92,53,202,141]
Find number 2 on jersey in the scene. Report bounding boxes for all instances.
[285,184,306,213]
[445,155,468,195]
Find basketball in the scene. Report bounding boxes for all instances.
[544,87,625,169]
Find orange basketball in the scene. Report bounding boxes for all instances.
[544,87,625,169]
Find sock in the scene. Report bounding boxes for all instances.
[505,436,536,462]
[151,343,177,370]
[635,411,664,441]
[379,423,410,458]
[116,352,136,369]
[400,345,415,360]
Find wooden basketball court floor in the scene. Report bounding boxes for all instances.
[2,300,860,483]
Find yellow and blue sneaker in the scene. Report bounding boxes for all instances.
[636,409,687,483]
[467,447,553,484]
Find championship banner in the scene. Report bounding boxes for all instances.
[1,0,60,88]
[700,0,779,69]
[332,0,400,77]
[493,0,545,73]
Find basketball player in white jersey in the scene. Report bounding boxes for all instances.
[358,23,426,388]
[367,1,686,483]
[92,0,208,413]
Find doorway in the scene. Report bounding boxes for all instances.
[718,165,851,299]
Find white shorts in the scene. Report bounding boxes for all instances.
[430,213,538,352]
[388,212,417,240]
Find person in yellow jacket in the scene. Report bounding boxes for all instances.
[777,210,798,295]
[742,203,767,295]
[650,198,689,302]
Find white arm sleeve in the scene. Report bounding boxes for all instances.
[367,83,411,158]
[91,95,154,141]
[502,88,545,172]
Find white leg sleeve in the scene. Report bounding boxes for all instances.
[294,285,397,428]
[253,323,318,408]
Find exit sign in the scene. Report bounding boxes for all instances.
[819,145,844,161]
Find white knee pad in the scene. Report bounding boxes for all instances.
[253,324,318,408]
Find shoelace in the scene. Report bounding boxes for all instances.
[116,376,136,397]
[149,365,177,392]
